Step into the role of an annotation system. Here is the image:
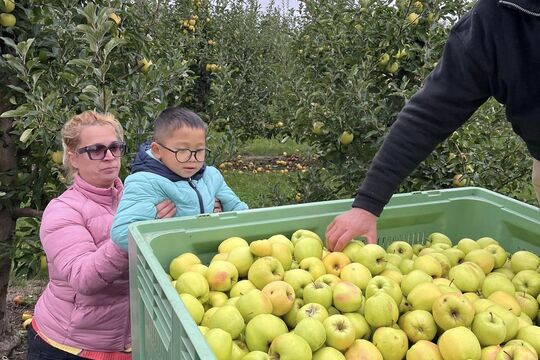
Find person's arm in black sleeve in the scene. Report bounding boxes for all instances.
[327,6,493,250]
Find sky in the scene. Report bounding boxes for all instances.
[259,0,301,11]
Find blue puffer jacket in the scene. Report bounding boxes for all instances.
[111,143,248,250]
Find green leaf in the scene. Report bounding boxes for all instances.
[0,106,31,118]
[16,38,35,59]
[19,128,33,143]
[103,37,126,61]
[7,85,26,94]
[67,58,94,68]
[0,36,17,50]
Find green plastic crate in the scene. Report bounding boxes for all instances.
[128,187,539,360]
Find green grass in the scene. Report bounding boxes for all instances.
[238,137,312,157]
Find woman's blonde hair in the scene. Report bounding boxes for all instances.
[62,111,124,181]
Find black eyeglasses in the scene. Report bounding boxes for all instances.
[77,141,126,160]
[157,143,210,163]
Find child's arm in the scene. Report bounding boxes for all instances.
[213,171,249,212]
[111,174,164,251]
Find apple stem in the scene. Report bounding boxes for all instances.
[489,312,493,322]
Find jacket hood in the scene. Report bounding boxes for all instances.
[131,142,205,182]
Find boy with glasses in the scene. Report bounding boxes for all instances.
[111,107,248,251]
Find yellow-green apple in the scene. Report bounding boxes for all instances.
[498,344,537,360]
[399,310,437,342]
[343,312,371,340]
[262,281,295,316]
[316,274,341,289]
[400,297,413,314]
[323,314,356,351]
[199,325,209,335]
[432,293,475,330]
[290,260,299,269]
[343,240,365,262]
[340,262,372,291]
[487,304,520,341]
[345,339,383,360]
[365,275,402,305]
[419,247,438,256]
[245,313,288,352]
[438,326,481,360]
[235,289,273,322]
[443,248,466,267]
[186,263,208,276]
[230,280,257,298]
[380,268,403,285]
[303,281,333,308]
[372,327,408,360]
[294,237,323,262]
[516,325,540,355]
[505,339,538,358]
[283,298,304,328]
[271,242,293,270]
[313,346,346,360]
[291,229,322,246]
[250,239,273,257]
[511,251,540,273]
[481,345,503,360]
[472,311,507,346]
[428,253,451,277]
[207,260,238,291]
[413,255,442,278]
[297,303,329,323]
[207,291,228,307]
[387,240,414,259]
[427,232,452,247]
[169,252,201,279]
[211,252,228,263]
[328,305,340,315]
[268,234,294,252]
[413,243,425,255]
[515,293,539,319]
[268,333,312,360]
[477,236,499,248]
[432,277,456,288]
[448,262,485,292]
[205,328,232,360]
[355,244,387,275]
[512,270,540,298]
[230,340,249,360]
[284,269,313,297]
[364,292,399,328]
[430,243,452,252]
[179,293,204,325]
[406,340,443,360]
[483,273,515,298]
[464,292,481,304]
[322,252,350,276]
[227,246,254,277]
[242,351,269,360]
[248,257,284,289]
[201,307,219,327]
[175,271,210,302]
[208,305,245,339]
[457,238,481,254]
[407,282,443,311]
[484,244,508,269]
[333,281,363,312]
[385,253,403,268]
[474,299,496,314]
[401,269,433,297]
[494,267,515,281]
[518,313,533,329]
[219,237,248,253]
[299,257,327,280]
[399,258,415,274]
[294,317,327,351]
[488,291,522,316]
[226,296,239,306]
[465,249,495,274]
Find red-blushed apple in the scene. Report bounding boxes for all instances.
[207,305,245,339]
[333,281,363,312]
[248,256,284,289]
[235,289,273,322]
[175,271,210,303]
[344,339,383,360]
[303,281,333,308]
[179,293,204,325]
[230,279,257,298]
[438,326,481,360]
[343,312,371,340]
[432,292,475,331]
[399,309,437,343]
[204,328,233,360]
[169,252,201,279]
[262,281,295,316]
[206,260,238,291]
[283,298,304,328]
[323,314,356,351]
[472,311,506,346]
[364,292,399,328]
[372,326,408,360]
[245,314,288,352]
[406,339,443,360]
[227,246,254,277]
[294,317,327,351]
[313,346,346,360]
[283,269,313,298]
[299,257,327,280]
[297,302,329,323]
[322,251,351,276]
[268,333,312,360]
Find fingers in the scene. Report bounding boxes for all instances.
[156,200,176,219]
[334,231,353,252]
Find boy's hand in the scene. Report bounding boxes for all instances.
[213,198,223,213]
[155,199,176,218]
[325,208,378,251]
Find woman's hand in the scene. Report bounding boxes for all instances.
[155,199,176,219]
[213,198,223,213]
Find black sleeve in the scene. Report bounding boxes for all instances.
[352,7,493,216]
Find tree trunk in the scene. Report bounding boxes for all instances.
[0,96,20,357]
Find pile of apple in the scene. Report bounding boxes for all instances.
[168,230,540,360]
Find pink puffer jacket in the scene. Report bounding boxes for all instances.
[33,175,130,351]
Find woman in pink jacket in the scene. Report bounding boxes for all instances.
[28,111,174,360]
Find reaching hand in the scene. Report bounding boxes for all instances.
[155,199,176,219]
[325,207,378,251]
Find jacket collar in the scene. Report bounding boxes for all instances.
[499,0,540,16]
[73,175,123,207]
[130,142,206,182]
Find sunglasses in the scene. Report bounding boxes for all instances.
[77,141,126,160]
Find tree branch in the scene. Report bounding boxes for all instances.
[11,208,43,220]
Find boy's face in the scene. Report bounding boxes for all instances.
[151,126,206,179]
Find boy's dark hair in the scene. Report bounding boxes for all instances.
[153,107,207,142]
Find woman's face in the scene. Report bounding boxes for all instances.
[68,125,122,188]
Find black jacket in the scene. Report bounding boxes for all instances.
[353,0,540,216]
